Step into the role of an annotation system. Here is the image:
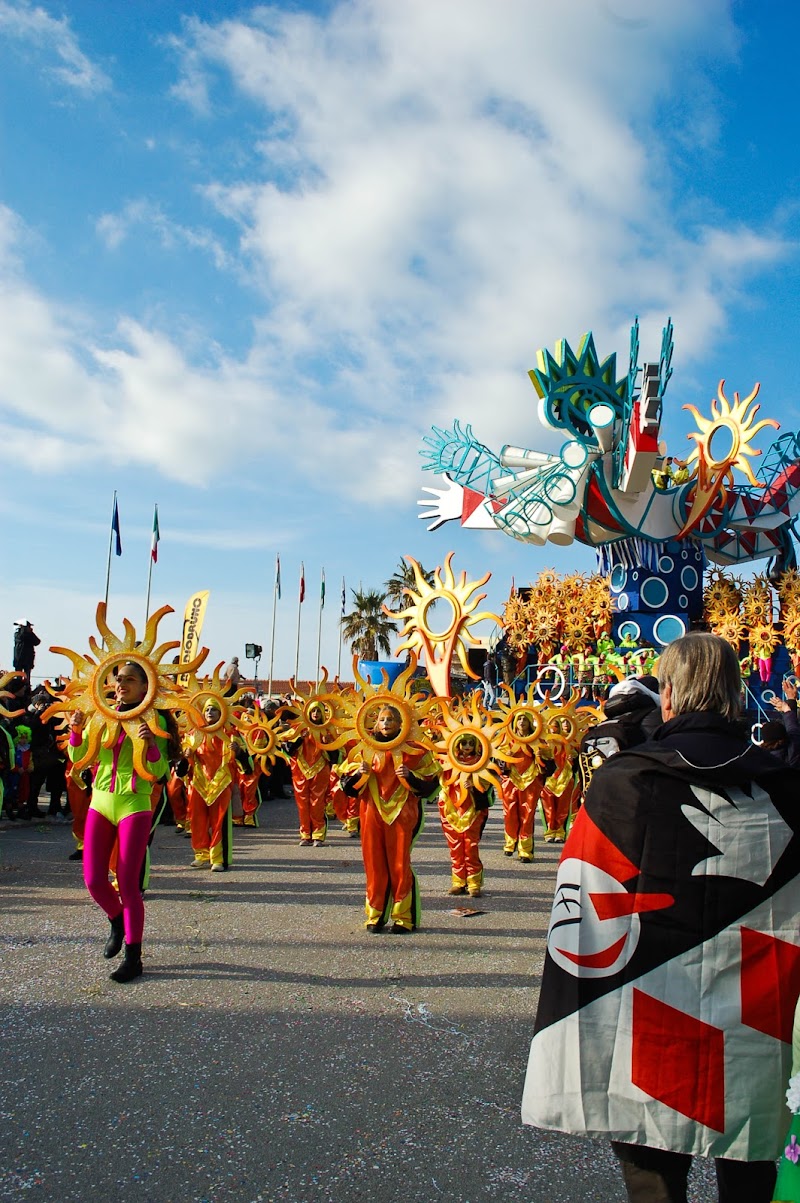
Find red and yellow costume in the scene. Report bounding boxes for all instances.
[66,765,91,853]
[347,746,436,931]
[438,776,489,895]
[287,731,330,844]
[187,731,236,868]
[233,740,261,828]
[538,745,579,842]
[498,747,544,861]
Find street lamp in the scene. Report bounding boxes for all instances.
[245,643,263,696]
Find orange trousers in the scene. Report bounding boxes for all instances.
[189,785,232,865]
[67,778,91,849]
[291,762,330,841]
[499,776,542,857]
[359,795,422,930]
[440,808,487,889]
[540,778,578,840]
[167,774,189,826]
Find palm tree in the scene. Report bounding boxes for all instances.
[342,588,397,661]
[384,559,435,610]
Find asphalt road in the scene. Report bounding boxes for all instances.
[0,798,719,1203]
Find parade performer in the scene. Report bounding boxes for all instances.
[69,665,170,982]
[281,690,335,847]
[342,704,437,932]
[65,764,92,861]
[431,696,506,898]
[43,603,207,982]
[186,700,237,871]
[522,633,800,1201]
[497,712,544,863]
[538,720,578,844]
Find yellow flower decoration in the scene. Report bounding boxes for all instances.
[43,602,208,779]
[385,553,500,697]
[750,623,780,659]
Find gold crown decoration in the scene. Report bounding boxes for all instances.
[43,603,208,779]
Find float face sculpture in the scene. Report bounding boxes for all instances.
[420,319,800,649]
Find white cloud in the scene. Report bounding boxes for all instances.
[0,0,110,94]
[0,2,792,511]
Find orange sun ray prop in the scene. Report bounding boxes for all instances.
[384,553,501,697]
[679,380,779,537]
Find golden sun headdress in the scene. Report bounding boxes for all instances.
[43,603,208,779]
[323,656,437,773]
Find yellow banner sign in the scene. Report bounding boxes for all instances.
[179,590,210,684]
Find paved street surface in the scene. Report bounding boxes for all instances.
[0,798,718,1202]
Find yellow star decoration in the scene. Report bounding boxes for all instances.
[0,671,24,720]
[430,692,510,804]
[679,380,778,536]
[181,663,250,743]
[43,602,208,779]
[323,655,437,773]
[233,708,289,774]
[495,683,601,762]
[494,684,547,751]
[384,553,501,697]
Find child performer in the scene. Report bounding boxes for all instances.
[497,713,543,863]
[438,733,490,897]
[342,705,437,934]
[186,701,236,871]
[284,702,331,846]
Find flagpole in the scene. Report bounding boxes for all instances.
[293,562,304,688]
[315,569,325,685]
[103,490,117,611]
[268,555,279,697]
[337,576,345,680]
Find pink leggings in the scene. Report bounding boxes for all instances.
[83,808,152,944]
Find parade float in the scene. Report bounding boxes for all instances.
[418,318,800,703]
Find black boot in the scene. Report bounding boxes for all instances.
[110,943,143,983]
[103,913,125,959]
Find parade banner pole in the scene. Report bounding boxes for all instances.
[144,504,159,623]
[293,562,305,688]
[337,576,345,680]
[104,490,121,611]
[315,568,325,685]
[268,554,280,697]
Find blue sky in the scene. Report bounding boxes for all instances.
[1,0,799,686]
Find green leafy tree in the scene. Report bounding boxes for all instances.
[384,559,436,610]
[341,588,396,661]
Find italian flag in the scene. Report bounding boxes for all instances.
[151,504,160,563]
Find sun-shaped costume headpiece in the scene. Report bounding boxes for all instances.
[280,669,339,741]
[43,603,209,779]
[233,707,289,775]
[679,381,779,536]
[178,663,253,760]
[323,655,436,773]
[384,553,500,697]
[0,671,24,721]
[430,691,511,804]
